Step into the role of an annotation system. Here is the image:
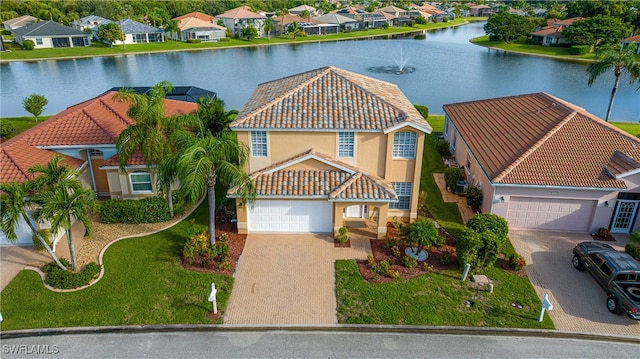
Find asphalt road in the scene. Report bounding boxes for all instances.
[1,329,639,359]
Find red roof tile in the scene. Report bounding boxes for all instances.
[444,93,640,189]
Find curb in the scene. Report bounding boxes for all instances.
[2,324,639,344]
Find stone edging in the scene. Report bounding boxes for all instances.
[24,196,206,293]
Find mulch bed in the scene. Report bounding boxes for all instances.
[590,233,616,242]
[334,239,351,247]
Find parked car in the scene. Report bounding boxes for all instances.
[572,241,640,320]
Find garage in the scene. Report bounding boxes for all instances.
[505,197,596,231]
[247,200,333,233]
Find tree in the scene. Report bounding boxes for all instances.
[457,213,509,271]
[164,19,181,45]
[263,18,273,40]
[241,25,258,40]
[587,43,640,121]
[176,131,255,245]
[197,97,234,135]
[400,219,443,258]
[0,181,68,271]
[97,22,123,47]
[563,15,632,49]
[114,4,134,51]
[483,12,537,43]
[288,22,304,39]
[299,10,311,21]
[22,94,48,122]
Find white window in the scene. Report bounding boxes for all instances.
[338,132,354,157]
[392,132,417,158]
[251,131,267,157]
[36,38,43,45]
[130,172,153,193]
[390,182,411,210]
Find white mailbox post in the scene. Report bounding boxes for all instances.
[208,282,218,314]
[539,293,553,322]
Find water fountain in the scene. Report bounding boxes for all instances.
[367,48,416,75]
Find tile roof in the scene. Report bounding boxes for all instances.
[111,19,162,34]
[173,12,217,22]
[314,14,358,25]
[444,92,640,189]
[176,17,226,31]
[230,66,431,133]
[623,34,640,42]
[100,152,146,167]
[604,151,640,179]
[230,150,397,201]
[1,91,197,183]
[217,7,266,20]
[531,25,564,38]
[3,15,39,29]
[11,20,88,37]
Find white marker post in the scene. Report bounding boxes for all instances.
[539,293,553,322]
[208,283,218,314]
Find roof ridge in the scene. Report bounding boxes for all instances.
[329,171,362,199]
[2,142,32,182]
[360,171,397,198]
[100,94,134,126]
[82,107,120,142]
[494,109,577,182]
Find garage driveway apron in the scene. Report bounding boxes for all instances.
[223,233,371,325]
[509,230,640,337]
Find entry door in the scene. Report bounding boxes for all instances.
[611,200,639,233]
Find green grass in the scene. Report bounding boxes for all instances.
[0,20,468,61]
[2,116,50,138]
[0,201,232,331]
[471,36,597,61]
[610,122,640,138]
[336,260,554,328]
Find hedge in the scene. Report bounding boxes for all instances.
[99,196,180,224]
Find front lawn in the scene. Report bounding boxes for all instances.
[0,201,231,331]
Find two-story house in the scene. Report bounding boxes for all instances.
[229,66,431,238]
[217,6,266,37]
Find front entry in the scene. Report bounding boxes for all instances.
[344,205,368,218]
[610,200,639,233]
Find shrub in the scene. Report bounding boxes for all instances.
[466,213,509,247]
[391,217,404,232]
[186,39,201,43]
[444,167,462,192]
[391,245,402,258]
[218,259,232,271]
[370,259,391,275]
[465,185,483,209]
[0,121,16,139]
[509,254,526,271]
[367,254,375,266]
[218,233,229,242]
[219,37,230,42]
[43,259,101,289]
[423,262,433,272]
[402,255,417,268]
[414,104,429,119]
[439,254,452,266]
[435,139,451,157]
[403,21,415,27]
[384,238,402,250]
[596,227,610,238]
[32,229,52,252]
[99,196,179,224]
[22,39,35,50]
[336,233,348,243]
[625,243,640,261]
[338,227,348,235]
[415,16,427,25]
[569,45,591,55]
[630,231,640,244]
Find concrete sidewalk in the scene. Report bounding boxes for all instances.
[223,233,371,325]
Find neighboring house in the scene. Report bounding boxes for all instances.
[174,11,217,22]
[442,92,640,234]
[228,66,431,238]
[217,6,266,37]
[622,34,640,54]
[271,15,338,36]
[469,4,493,17]
[109,19,164,44]
[289,5,320,17]
[530,17,583,46]
[72,15,109,32]
[172,14,226,42]
[2,15,38,31]
[11,20,91,49]
[314,13,359,31]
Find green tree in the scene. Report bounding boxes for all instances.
[263,18,273,40]
[483,12,537,43]
[97,22,123,47]
[176,131,255,245]
[0,182,68,270]
[563,15,632,48]
[400,219,442,257]
[164,19,181,45]
[22,39,35,50]
[197,97,235,135]
[22,94,48,122]
[114,4,134,51]
[587,43,640,122]
[288,21,304,39]
[299,9,311,21]
[241,25,258,40]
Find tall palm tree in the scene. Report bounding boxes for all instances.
[176,131,255,245]
[288,22,303,39]
[1,182,68,270]
[164,19,181,45]
[587,43,640,122]
[33,183,96,271]
[28,156,82,193]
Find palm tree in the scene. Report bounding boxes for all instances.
[587,43,640,122]
[176,131,255,245]
[288,22,303,39]
[0,182,68,270]
[299,10,311,21]
[197,97,235,135]
[28,156,82,193]
[263,18,273,40]
[34,183,96,271]
[400,219,441,258]
[164,19,181,45]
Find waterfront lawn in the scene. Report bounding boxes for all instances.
[2,116,50,138]
[0,19,467,61]
[335,260,554,328]
[0,202,231,331]
[471,36,597,61]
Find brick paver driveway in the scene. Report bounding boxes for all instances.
[509,230,640,337]
[223,233,371,325]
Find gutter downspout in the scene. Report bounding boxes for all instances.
[86,149,98,192]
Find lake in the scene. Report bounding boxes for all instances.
[1,22,638,121]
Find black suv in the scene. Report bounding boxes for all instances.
[572,242,640,320]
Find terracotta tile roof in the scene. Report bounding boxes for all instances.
[217,7,266,20]
[99,152,146,168]
[176,17,226,31]
[443,92,640,189]
[1,91,197,183]
[271,15,324,26]
[230,66,431,133]
[230,149,397,201]
[531,25,564,37]
[173,11,217,22]
[623,34,640,42]
[604,151,640,179]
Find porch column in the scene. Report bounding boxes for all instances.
[236,198,248,234]
[377,204,389,239]
[333,202,347,237]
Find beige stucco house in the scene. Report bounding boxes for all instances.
[443,92,640,234]
[229,66,431,238]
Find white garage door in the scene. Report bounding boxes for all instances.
[506,197,595,231]
[248,200,332,233]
